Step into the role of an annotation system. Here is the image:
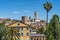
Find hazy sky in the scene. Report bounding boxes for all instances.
[0,0,60,22]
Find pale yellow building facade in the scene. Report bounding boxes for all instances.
[8,21,30,40]
[8,21,46,40]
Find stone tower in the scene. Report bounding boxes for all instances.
[22,16,28,23]
[34,11,38,19]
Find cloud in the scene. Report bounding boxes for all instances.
[12,11,20,13]
[23,10,29,13]
[8,10,31,14]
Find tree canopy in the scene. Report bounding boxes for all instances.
[47,14,60,40]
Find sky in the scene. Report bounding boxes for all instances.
[0,0,60,22]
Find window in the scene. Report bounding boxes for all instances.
[26,33,29,36]
[18,33,20,36]
[21,27,23,30]
[21,33,23,36]
[26,27,29,30]
[18,27,20,30]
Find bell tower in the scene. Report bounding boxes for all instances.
[34,11,38,20]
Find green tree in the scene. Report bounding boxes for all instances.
[37,27,45,34]
[0,23,5,40]
[47,14,60,40]
[2,27,20,40]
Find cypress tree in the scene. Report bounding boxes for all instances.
[48,14,60,40]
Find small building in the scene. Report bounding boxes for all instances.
[30,34,46,40]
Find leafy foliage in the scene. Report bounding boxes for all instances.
[0,23,5,40]
[43,2,52,12]
[2,27,19,40]
[37,27,45,34]
[47,14,60,40]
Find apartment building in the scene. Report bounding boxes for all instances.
[7,21,46,40]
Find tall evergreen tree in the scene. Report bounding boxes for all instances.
[47,14,60,40]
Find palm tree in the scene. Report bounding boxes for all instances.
[43,2,52,26]
[0,23,5,40]
[2,27,20,40]
[43,2,52,40]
